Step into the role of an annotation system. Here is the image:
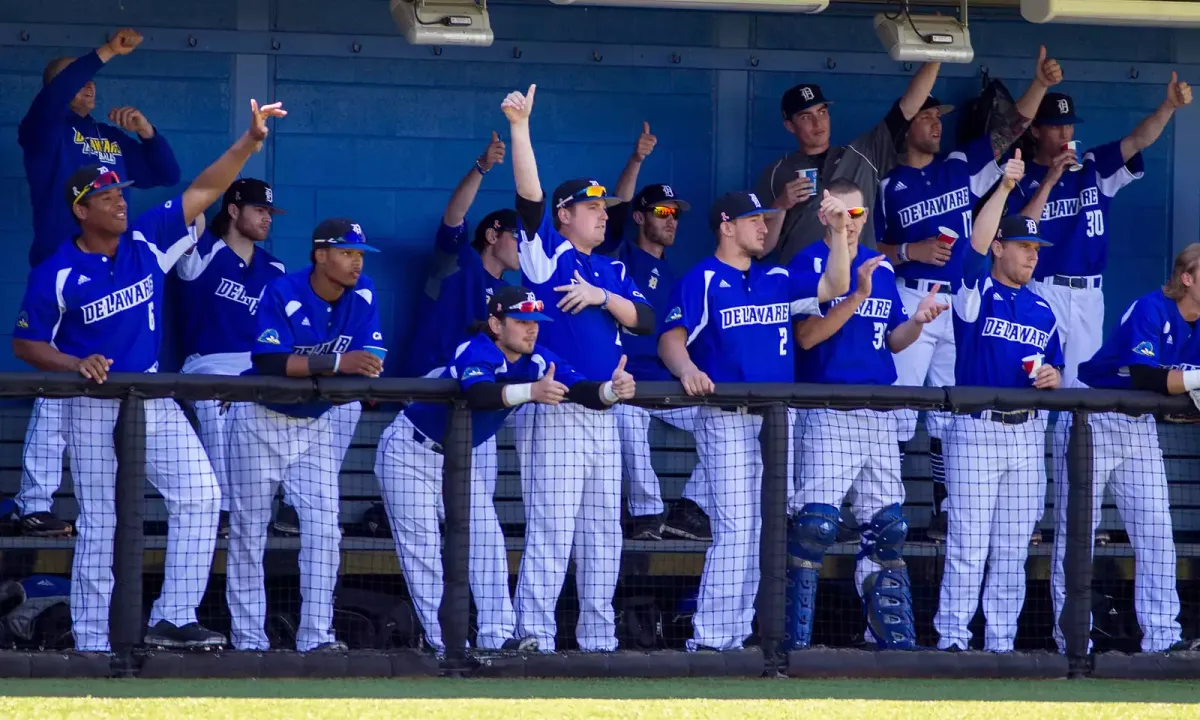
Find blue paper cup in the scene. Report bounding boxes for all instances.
[364,346,387,362]
[798,168,818,197]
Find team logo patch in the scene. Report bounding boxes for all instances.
[258,329,282,345]
[648,276,658,290]
[462,366,485,379]
[666,307,682,322]
[15,312,28,330]
[372,331,383,341]
[1133,341,1155,357]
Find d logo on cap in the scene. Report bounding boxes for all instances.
[1025,218,1038,234]
[800,87,814,101]
[663,185,675,198]
[1057,98,1070,115]
[265,188,274,203]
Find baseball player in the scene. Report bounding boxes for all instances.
[597,182,712,542]
[876,48,1063,540]
[17,27,182,539]
[501,84,655,651]
[1012,74,1192,386]
[225,217,383,653]
[1047,246,1200,653]
[9,98,285,652]
[754,62,942,262]
[175,178,286,533]
[786,178,947,651]
[659,189,851,652]
[405,132,518,378]
[378,285,635,653]
[934,152,1064,653]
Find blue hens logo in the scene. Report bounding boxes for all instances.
[666,306,682,322]
[1132,341,1155,357]
[258,328,281,345]
[462,366,484,379]
[15,312,28,330]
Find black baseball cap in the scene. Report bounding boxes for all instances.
[996,215,1053,246]
[473,208,520,250]
[312,218,381,252]
[489,285,553,322]
[633,184,692,212]
[781,83,832,119]
[65,164,133,207]
[1034,93,1084,126]
[709,191,779,233]
[552,178,623,211]
[917,95,955,115]
[221,178,286,215]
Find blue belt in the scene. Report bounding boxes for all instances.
[412,429,443,454]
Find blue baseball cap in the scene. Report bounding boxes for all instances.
[1034,93,1084,127]
[996,215,1053,246]
[709,191,779,233]
[311,218,381,252]
[489,285,553,322]
[65,164,134,207]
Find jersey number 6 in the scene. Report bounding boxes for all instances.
[148,301,155,331]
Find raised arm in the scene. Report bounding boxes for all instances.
[444,132,506,228]
[1013,47,1063,137]
[972,151,1025,256]
[1018,153,1072,221]
[816,191,852,302]
[181,99,286,226]
[614,122,656,201]
[502,84,543,203]
[898,62,942,120]
[1121,72,1193,162]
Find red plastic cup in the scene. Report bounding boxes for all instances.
[1022,353,1045,380]
[1062,140,1082,172]
[936,226,959,245]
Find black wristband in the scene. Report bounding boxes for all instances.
[309,353,337,375]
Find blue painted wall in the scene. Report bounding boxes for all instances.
[1,0,1197,373]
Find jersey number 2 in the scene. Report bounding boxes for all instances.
[778,327,788,356]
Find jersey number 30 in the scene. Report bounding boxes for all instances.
[872,322,886,350]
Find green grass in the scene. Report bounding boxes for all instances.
[0,679,1196,719]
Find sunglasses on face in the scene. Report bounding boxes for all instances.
[648,206,680,220]
[74,170,122,205]
[847,206,867,219]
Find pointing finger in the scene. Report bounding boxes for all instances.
[929,283,942,296]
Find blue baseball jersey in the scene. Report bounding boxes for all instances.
[790,244,908,385]
[661,256,816,383]
[1007,141,1143,278]
[612,241,676,381]
[1078,290,1197,389]
[13,196,196,372]
[517,201,649,381]
[250,269,384,419]
[405,333,586,448]
[405,220,509,377]
[952,246,1064,388]
[175,231,287,374]
[876,137,1003,291]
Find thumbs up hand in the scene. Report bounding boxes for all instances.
[479,130,507,172]
[532,362,569,405]
[608,354,636,402]
[633,121,657,162]
[1035,45,1063,88]
[1167,71,1193,109]
[1001,148,1025,190]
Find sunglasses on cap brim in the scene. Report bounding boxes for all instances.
[73,170,127,205]
[558,184,616,209]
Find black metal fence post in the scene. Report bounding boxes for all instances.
[757,403,788,676]
[1063,410,1094,678]
[439,399,473,675]
[111,393,146,677]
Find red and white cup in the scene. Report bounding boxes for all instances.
[1062,140,1082,172]
[1022,353,1045,380]
[936,226,959,245]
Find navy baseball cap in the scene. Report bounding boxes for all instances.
[489,285,553,322]
[996,215,1053,246]
[65,164,133,206]
[634,184,691,212]
[222,178,285,215]
[781,83,832,119]
[918,95,955,116]
[552,178,623,211]
[312,218,381,252]
[473,208,520,250]
[709,191,779,233]
[1034,93,1084,126]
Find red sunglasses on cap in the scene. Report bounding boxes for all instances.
[73,170,123,206]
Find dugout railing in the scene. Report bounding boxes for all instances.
[0,373,1196,681]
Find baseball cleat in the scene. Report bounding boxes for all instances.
[309,641,349,653]
[144,621,225,651]
[19,512,73,538]
[626,514,663,541]
[925,511,947,543]
[661,499,712,542]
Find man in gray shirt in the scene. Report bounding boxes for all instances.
[756,63,941,263]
